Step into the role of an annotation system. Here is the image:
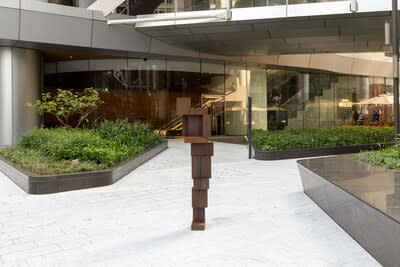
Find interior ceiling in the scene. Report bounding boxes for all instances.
[137,13,393,56]
[41,49,133,62]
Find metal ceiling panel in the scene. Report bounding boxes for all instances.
[87,0,126,16]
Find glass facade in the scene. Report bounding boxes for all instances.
[44,58,393,135]
[267,70,394,130]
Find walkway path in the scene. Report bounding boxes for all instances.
[0,140,380,266]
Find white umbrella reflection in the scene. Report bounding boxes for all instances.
[359,94,394,105]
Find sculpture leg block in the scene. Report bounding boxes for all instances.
[192,188,208,207]
[193,178,209,189]
[192,207,205,231]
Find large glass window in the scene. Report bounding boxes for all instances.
[225,64,247,135]
[319,74,335,128]
[44,57,394,134]
[247,65,267,131]
[267,69,303,130]
[303,73,320,129]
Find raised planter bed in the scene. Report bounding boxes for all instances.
[0,140,168,194]
[298,155,400,267]
[255,143,393,160]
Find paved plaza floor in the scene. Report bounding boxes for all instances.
[0,140,380,266]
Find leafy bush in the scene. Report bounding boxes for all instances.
[0,120,162,175]
[26,88,103,129]
[18,128,115,163]
[253,126,394,151]
[354,146,400,172]
[92,119,162,162]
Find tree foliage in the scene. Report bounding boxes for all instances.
[26,88,103,128]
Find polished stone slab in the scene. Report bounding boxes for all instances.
[298,155,400,267]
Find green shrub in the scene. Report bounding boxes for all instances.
[18,128,115,165]
[354,146,400,172]
[93,119,161,149]
[26,88,103,129]
[253,126,394,151]
[0,120,162,175]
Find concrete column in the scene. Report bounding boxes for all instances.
[301,73,310,102]
[0,47,43,146]
[0,48,13,146]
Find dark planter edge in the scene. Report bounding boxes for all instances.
[0,140,168,194]
[254,142,394,160]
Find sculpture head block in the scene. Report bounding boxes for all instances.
[176,98,211,143]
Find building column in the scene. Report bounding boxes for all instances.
[0,47,43,146]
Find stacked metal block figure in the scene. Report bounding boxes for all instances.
[176,98,214,231]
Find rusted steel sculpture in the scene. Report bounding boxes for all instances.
[176,97,214,231]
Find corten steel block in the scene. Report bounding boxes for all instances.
[192,189,208,207]
[193,207,205,221]
[177,97,213,231]
[187,115,203,136]
[184,137,208,144]
[176,98,191,115]
[192,156,211,179]
[191,143,214,156]
[193,179,209,189]
[191,221,206,231]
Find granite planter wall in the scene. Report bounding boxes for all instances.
[255,143,393,160]
[0,140,168,194]
[298,155,400,267]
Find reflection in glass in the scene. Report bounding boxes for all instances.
[319,74,335,128]
[44,58,394,134]
[267,69,302,130]
[225,64,247,135]
[248,66,268,131]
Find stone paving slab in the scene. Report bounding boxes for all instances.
[0,140,380,266]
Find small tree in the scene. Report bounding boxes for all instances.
[27,88,104,129]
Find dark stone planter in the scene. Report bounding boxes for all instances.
[0,140,168,194]
[298,155,400,267]
[255,142,393,160]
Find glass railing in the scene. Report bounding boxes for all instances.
[38,0,348,16]
[127,0,347,16]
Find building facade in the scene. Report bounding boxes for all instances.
[0,0,397,145]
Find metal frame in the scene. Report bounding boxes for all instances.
[393,0,399,140]
[107,9,232,25]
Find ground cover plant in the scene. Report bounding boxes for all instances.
[253,126,394,151]
[354,146,400,172]
[0,120,162,175]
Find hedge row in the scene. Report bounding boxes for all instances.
[253,126,394,151]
